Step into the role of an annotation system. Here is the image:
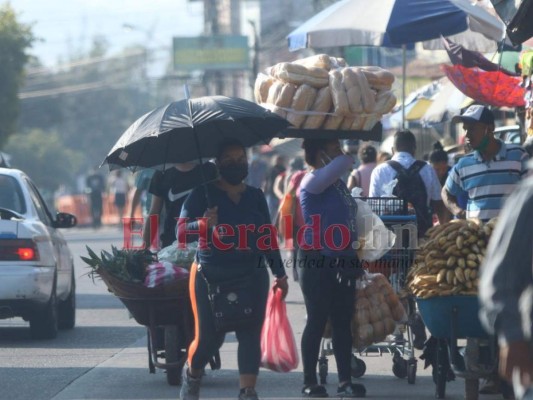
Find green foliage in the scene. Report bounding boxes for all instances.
[4,129,83,191]
[18,42,152,171]
[0,4,35,148]
[81,245,156,283]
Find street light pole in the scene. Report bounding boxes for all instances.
[248,19,259,92]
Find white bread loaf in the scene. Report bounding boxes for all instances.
[363,114,380,130]
[351,115,366,130]
[353,68,376,113]
[286,84,317,129]
[302,86,332,129]
[266,80,285,105]
[332,57,347,68]
[341,116,356,130]
[293,54,331,70]
[374,90,396,114]
[271,62,329,88]
[360,66,395,86]
[342,68,363,114]
[254,73,275,104]
[329,69,350,116]
[271,106,287,119]
[275,83,298,108]
[323,114,344,130]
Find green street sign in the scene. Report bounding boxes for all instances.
[173,35,249,71]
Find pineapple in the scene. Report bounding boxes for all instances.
[82,246,156,283]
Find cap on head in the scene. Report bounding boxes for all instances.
[452,105,494,125]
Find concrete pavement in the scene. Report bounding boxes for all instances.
[57,229,485,399]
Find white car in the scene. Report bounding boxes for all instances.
[0,168,77,339]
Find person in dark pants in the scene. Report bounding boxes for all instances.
[297,138,366,398]
[85,167,105,228]
[178,140,288,400]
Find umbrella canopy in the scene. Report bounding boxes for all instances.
[442,64,525,107]
[443,36,518,75]
[287,0,504,51]
[104,96,290,171]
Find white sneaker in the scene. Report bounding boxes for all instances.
[180,368,201,400]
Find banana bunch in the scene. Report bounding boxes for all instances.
[407,218,498,299]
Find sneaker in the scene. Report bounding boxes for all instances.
[238,387,259,400]
[336,383,366,398]
[180,368,201,400]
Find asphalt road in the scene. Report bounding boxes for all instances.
[0,226,496,399]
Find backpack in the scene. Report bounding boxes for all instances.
[387,160,433,237]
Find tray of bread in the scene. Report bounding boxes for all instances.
[255,54,395,140]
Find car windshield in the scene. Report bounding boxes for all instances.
[0,175,26,214]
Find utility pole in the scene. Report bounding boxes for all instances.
[204,0,224,95]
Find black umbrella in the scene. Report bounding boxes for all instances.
[104,96,289,170]
[103,95,290,205]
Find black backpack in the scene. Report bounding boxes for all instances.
[387,160,433,237]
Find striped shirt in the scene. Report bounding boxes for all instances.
[445,140,529,221]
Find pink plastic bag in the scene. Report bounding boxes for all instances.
[260,288,299,372]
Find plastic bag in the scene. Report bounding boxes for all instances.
[144,261,189,288]
[352,190,396,261]
[157,241,197,267]
[260,288,299,372]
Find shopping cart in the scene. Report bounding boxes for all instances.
[318,197,419,384]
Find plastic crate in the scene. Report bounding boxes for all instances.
[362,197,408,216]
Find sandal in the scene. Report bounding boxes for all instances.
[336,382,366,398]
[302,384,329,398]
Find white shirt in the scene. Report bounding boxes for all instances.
[369,152,442,204]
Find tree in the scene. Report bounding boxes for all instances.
[0,4,34,148]
[18,38,152,172]
[4,129,83,192]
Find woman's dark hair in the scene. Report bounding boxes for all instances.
[429,141,448,164]
[358,144,377,164]
[302,138,333,167]
[216,139,245,160]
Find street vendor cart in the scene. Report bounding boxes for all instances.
[96,267,195,385]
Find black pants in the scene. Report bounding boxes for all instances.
[188,264,269,375]
[297,250,357,385]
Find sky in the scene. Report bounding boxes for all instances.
[7,0,205,68]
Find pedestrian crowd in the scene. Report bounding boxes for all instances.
[78,104,533,400]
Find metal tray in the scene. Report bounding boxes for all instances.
[277,122,383,141]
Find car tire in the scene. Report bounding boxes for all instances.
[58,274,76,330]
[30,289,58,340]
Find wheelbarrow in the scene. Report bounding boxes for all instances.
[96,268,221,386]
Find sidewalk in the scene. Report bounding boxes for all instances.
[49,272,473,400]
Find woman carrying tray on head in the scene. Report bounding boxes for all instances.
[177,139,288,400]
[297,138,366,398]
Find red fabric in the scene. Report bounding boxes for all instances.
[260,288,299,372]
[442,64,525,107]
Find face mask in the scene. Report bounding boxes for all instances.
[219,162,248,185]
[473,129,490,152]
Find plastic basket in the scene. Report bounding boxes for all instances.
[416,295,488,339]
[97,268,190,326]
